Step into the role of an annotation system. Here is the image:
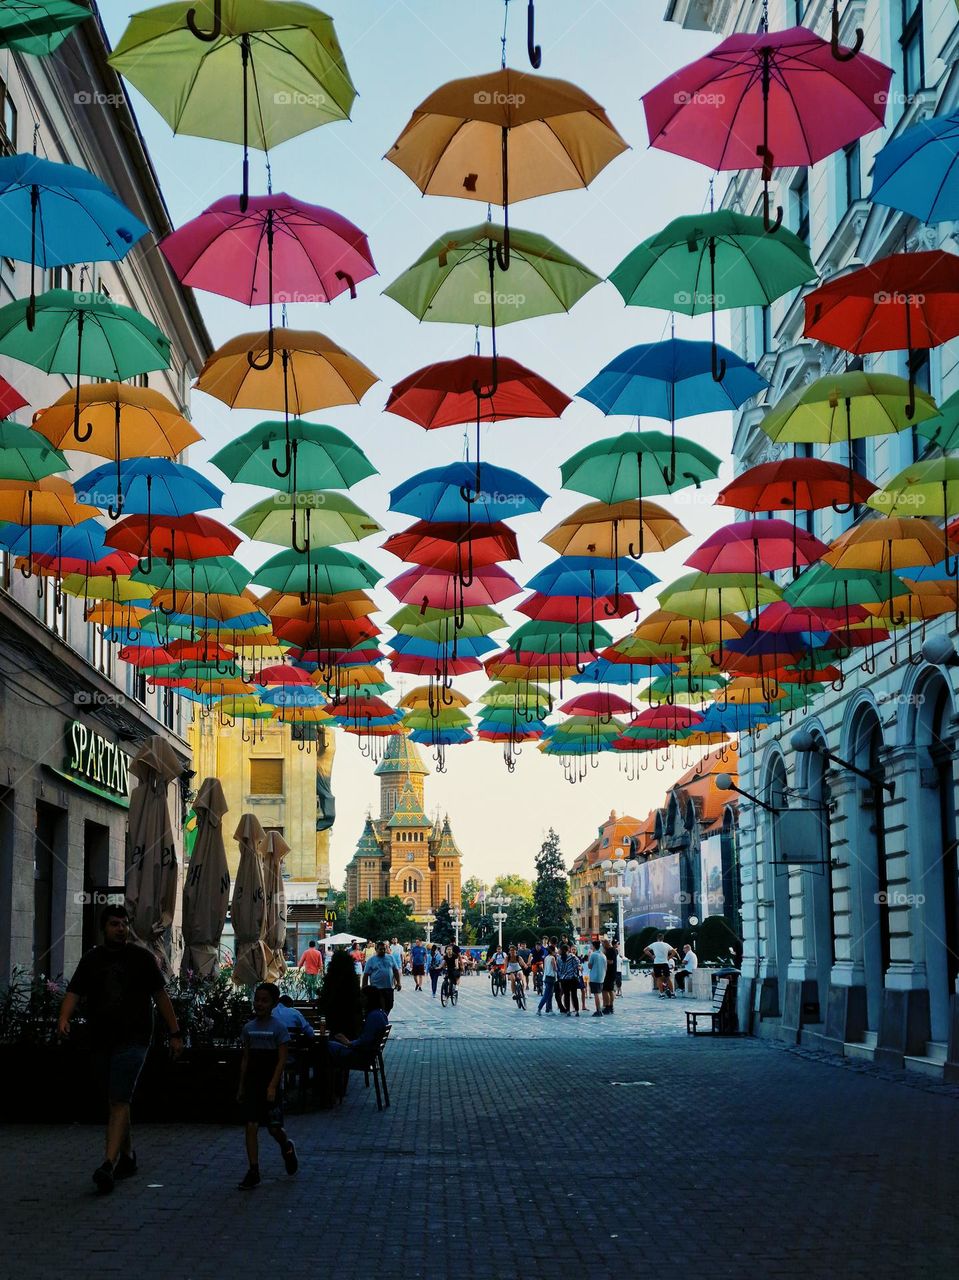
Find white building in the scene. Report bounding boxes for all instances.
[666,0,959,1077]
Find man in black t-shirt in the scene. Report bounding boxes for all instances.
[58,904,183,1194]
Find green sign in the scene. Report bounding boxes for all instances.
[66,721,131,799]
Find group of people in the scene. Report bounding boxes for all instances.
[485,937,624,1017]
[643,934,699,997]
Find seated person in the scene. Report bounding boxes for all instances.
[675,943,699,993]
[273,994,315,1040]
[327,1002,389,1063]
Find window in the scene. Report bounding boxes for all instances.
[793,172,810,243]
[162,688,175,730]
[0,78,17,152]
[250,758,283,795]
[133,670,147,705]
[134,373,149,388]
[901,0,924,99]
[48,265,74,291]
[843,142,861,207]
[367,884,372,902]
[760,304,772,356]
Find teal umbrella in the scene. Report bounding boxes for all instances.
[0,1,89,56]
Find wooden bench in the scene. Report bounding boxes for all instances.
[685,978,736,1036]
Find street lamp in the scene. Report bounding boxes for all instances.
[601,849,632,982]
[424,921,433,945]
[488,893,510,948]
[451,910,463,947]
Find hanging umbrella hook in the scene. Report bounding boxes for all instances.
[73,419,94,444]
[830,0,863,60]
[711,344,726,384]
[186,0,222,41]
[527,0,542,67]
[247,328,276,371]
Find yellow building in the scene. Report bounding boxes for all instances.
[189,716,335,902]
[345,734,462,923]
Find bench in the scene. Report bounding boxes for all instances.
[685,978,736,1036]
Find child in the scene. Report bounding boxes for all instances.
[236,982,298,1190]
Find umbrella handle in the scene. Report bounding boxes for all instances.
[335,270,357,300]
[527,0,542,67]
[496,128,511,271]
[757,171,783,233]
[711,342,726,384]
[186,0,221,41]
[905,375,916,420]
[830,1,863,60]
[248,327,275,371]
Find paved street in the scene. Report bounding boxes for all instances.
[3,981,958,1279]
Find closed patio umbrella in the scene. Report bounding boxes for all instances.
[262,828,291,982]
[125,734,182,979]
[231,813,268,986]
[181,777,230,978]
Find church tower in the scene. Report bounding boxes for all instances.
[375,732,428,818]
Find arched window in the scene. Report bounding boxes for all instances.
[366,884,372,902]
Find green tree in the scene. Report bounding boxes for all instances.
[461,876,485,911]
[347,896,415,944]
[432,899,454,945]
[532,828,573,937]
[326,888,349,933]
[492,873,534,901]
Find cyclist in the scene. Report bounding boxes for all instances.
[489,945,507,994]
[516,941,532,988]
[442,944,461,990]
[529,939,546,993]
[505,945,528,1000]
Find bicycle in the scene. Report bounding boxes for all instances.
[532,967,544,996]
[511,974,527,1010]
[440,974,458,1007]
[490,969,507,997]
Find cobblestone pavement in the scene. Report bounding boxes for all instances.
[3,983,957,1279]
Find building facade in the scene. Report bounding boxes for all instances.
[667,0,959,1075]
[345,733,463,924]
[0,6,210,980]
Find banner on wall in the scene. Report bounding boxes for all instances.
[623,853,682,934]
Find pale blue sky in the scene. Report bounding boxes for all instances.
[98,0,733,884]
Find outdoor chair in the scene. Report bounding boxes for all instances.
[685,977,737,1036]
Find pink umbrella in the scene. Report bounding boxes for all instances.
[0,373,27,418]
[756,600,868,633]
[642,25,891,229]
[685,518,828,579]
[559,690,636,720]
[386,564,521,610]
[630,705,704,732]
[159,193,376,368]
[250,663,313,686]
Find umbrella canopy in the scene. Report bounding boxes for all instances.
[386,355,570,428]
[262,829,291,982]
[387,564,520,610]
[0,374,27,418]
[234,490,382,549]
[125,735,182,979]
[110,0,356,207]
[0,1,90,55]
[870,108,959,223]
[686,518,829,575]
[106,513,241,564]
[543,499,689,558]
[252,546,381,595]
[660,570,784,618]
[181,777,230,978]
[0,421,68,482]
[916,390,959,452]
[75,457,223,520]
[33,382,198,457]
[390,461,548,523]
[383,521,519,571]
[210,418,377,491]
[717,458,877,512]
[231,813,269,986]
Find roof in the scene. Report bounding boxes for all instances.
[352,817,381,860]
[374,732,429,777]
[386,781,433,830]
[670,746,738,834]
[434,815,462,859]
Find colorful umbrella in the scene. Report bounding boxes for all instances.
[234,490,382,552]
[686,518,829,579]
[105,513,241,570]
[0,1,90,56]
[386,355,570,428]
[870,108,959,224]
[0,421,68,482]
[210,418,377,491]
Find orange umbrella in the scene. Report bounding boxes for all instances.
[542,499,690,558]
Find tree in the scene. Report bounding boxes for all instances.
[492,873,534,901]
[533,828,573,937]
[326,888,349,933]
[432,899,454,945]
[461,876,485,911]
[347,896,415,944]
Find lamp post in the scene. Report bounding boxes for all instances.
[424,921,433,945]
[488,893,510,949]
[451,910,463,947]
[601,849,632,982]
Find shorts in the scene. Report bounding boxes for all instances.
[241,1084,284,1128]
[589,981,604,994]
[412,964,425,976]
[653,963,670,979]
[94,1043,149,1104]
[603,974,616,992]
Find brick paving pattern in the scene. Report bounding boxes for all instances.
[3,981,957,1278]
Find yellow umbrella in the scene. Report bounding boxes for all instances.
[399,685,470,709]
[629,609,747,652]
[824,516,946,573]
[85,601,152,628]
[0,477,96,568]
[718,677,786,705]
[32,382,199,458]
[61,573,154,602]
[270,704,332,723]
[542,499,689,558]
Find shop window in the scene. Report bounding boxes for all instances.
[250,757,283,795]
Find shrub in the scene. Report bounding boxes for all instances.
[0,968,66,1046]
[695,915,742,964]
[624,926,659,961]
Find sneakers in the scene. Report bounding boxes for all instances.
[283,1142,298,1176]
[592,1011,603,1018]
[238,1166,261,1190]
[114,1152,137,1180]
[93,1162,115,1194]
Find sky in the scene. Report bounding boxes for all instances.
[95,0,734,886]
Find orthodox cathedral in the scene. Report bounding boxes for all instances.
[345,733,463,923]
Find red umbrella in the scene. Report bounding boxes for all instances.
[388,653,482,677]
[717,458,876,512]
[106,513,241,566]
[32,549,137,578]
[642,24,891,230]
[167,639,237,664]
[387,565,521,610]
[271,616,379,648]
[630,705,703,731]
[517,591,636,623]
[386,354,570,427]
[756,600,868,632]
[686,517,828,579]
[0,373,27,418]
[559,691,635,718]
[382,520,519,572]
[119,644,174,667]
[804,251,959,416]
[251,664,313,686]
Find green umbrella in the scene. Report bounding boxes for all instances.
[384,222,600,397]
[660,571,784,619]
[388,607,505,641]
[210,419,376,491]
[234,490,382,551]
[0,1,89,55]
[132,555,253,598]
[0,421,68,481]
[109,0,355,210]
[784,563,906,615]
[915,390,959,451]
[252,545,381,597]
[510,618,612,656]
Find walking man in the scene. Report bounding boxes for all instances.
[587,939,608,1017]
[58,904,183,1193]
[537,943,558,1015]
[410,938,427,991]
[602,938,617,1014]
[297,940,324,998]
[363,939,402,1014]
[644,933,679,997]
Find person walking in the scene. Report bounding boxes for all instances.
[350,940,365,976]
[602,939,617,1014]
[536,942,558,1015]
[389,937,404,974]
[236,982,298,1190]
[410,939,427,991]
[428,944,444,996]
[363,939,402,1013]
[586,939,608,1017]
[58,903,183,1194]
[297,940,324,999]
[557,943,581,1017]
[644,933,679,997]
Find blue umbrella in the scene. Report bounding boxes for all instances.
[390,461,548,524]
[409,727,472,746]
[258,687,328,709]
[75,459,223,546]
[0,154,147,326]
[870,109,959,224]
[0,516,107,557]
[163,609,270,632]
[387,634,496,659]
[571,657,676,684]
[578,338,768,420]
[525,555,658,598]
[696,702,779,734]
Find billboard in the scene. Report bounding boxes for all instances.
[699,836,725,918]
[623,853,683,934]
